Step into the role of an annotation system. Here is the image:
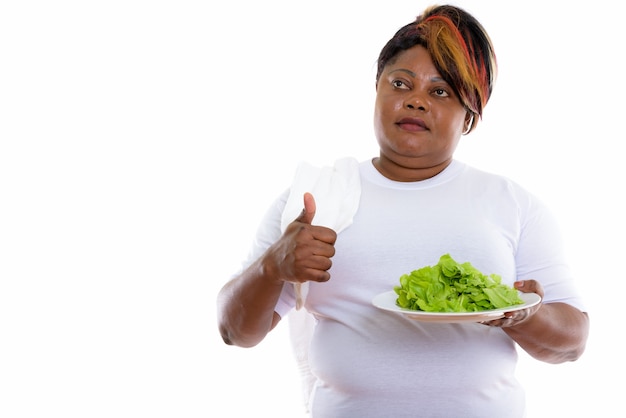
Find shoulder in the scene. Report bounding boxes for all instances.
[461,163,538,199]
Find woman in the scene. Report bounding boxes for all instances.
[217,5,589,417]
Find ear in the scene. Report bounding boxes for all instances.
[463,112,474,135]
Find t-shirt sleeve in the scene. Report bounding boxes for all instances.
[514,189,587,312]
[233,189,297,317]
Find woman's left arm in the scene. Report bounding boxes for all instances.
[484,280,590,364]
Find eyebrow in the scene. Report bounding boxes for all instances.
[389,69,416,77]
[389,69,446,83]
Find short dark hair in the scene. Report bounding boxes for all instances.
[376,5,497,133]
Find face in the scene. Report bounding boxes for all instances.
[373,45,470,181]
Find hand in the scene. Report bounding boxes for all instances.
[480,280,544,328]
[267,192,337,285]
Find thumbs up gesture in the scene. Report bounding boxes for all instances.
[294,191,318,226]
[267,192,337,285]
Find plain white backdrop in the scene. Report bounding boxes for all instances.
[1,1,623,417]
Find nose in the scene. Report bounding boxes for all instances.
[405,92,428,111]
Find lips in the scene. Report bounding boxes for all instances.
[396,117,427,132]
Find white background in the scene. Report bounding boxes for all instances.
[1,1,623,417]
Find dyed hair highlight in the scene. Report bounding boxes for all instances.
[376,5,497,133]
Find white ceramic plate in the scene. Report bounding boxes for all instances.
[371,291,542,323]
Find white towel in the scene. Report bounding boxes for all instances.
[281,157,361,413]
[280,157,361,308]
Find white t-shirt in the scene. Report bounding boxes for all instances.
[243,159,585,418]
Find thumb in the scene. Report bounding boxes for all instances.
[295,192,316,225]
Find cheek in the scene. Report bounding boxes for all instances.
[373,96,399,130]
[433,109,466,136]
[373,99,385,135]
[373,112,385,144]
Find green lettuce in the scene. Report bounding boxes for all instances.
[394,254,523,312]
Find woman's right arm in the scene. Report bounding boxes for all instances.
[217,193,336,348]
[217,253,287,347]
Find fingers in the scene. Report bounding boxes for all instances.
[480,304,537,328]
[514,279,544,299]
[505,309,530,322]
[299,257,334,283]
[276,192,337,285]
[291,192,336,245]
[480,280,544,328]
[480,314,522,328]
[280,244,334,285]
[294,192,316,225]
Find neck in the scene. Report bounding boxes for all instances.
[372,156,453,182]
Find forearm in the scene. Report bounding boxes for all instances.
[217,255,284,348]
[217,201,336,348]
[504,302,589,364]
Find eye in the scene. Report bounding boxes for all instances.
[391,79,410,89]
[433,87,450,97]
